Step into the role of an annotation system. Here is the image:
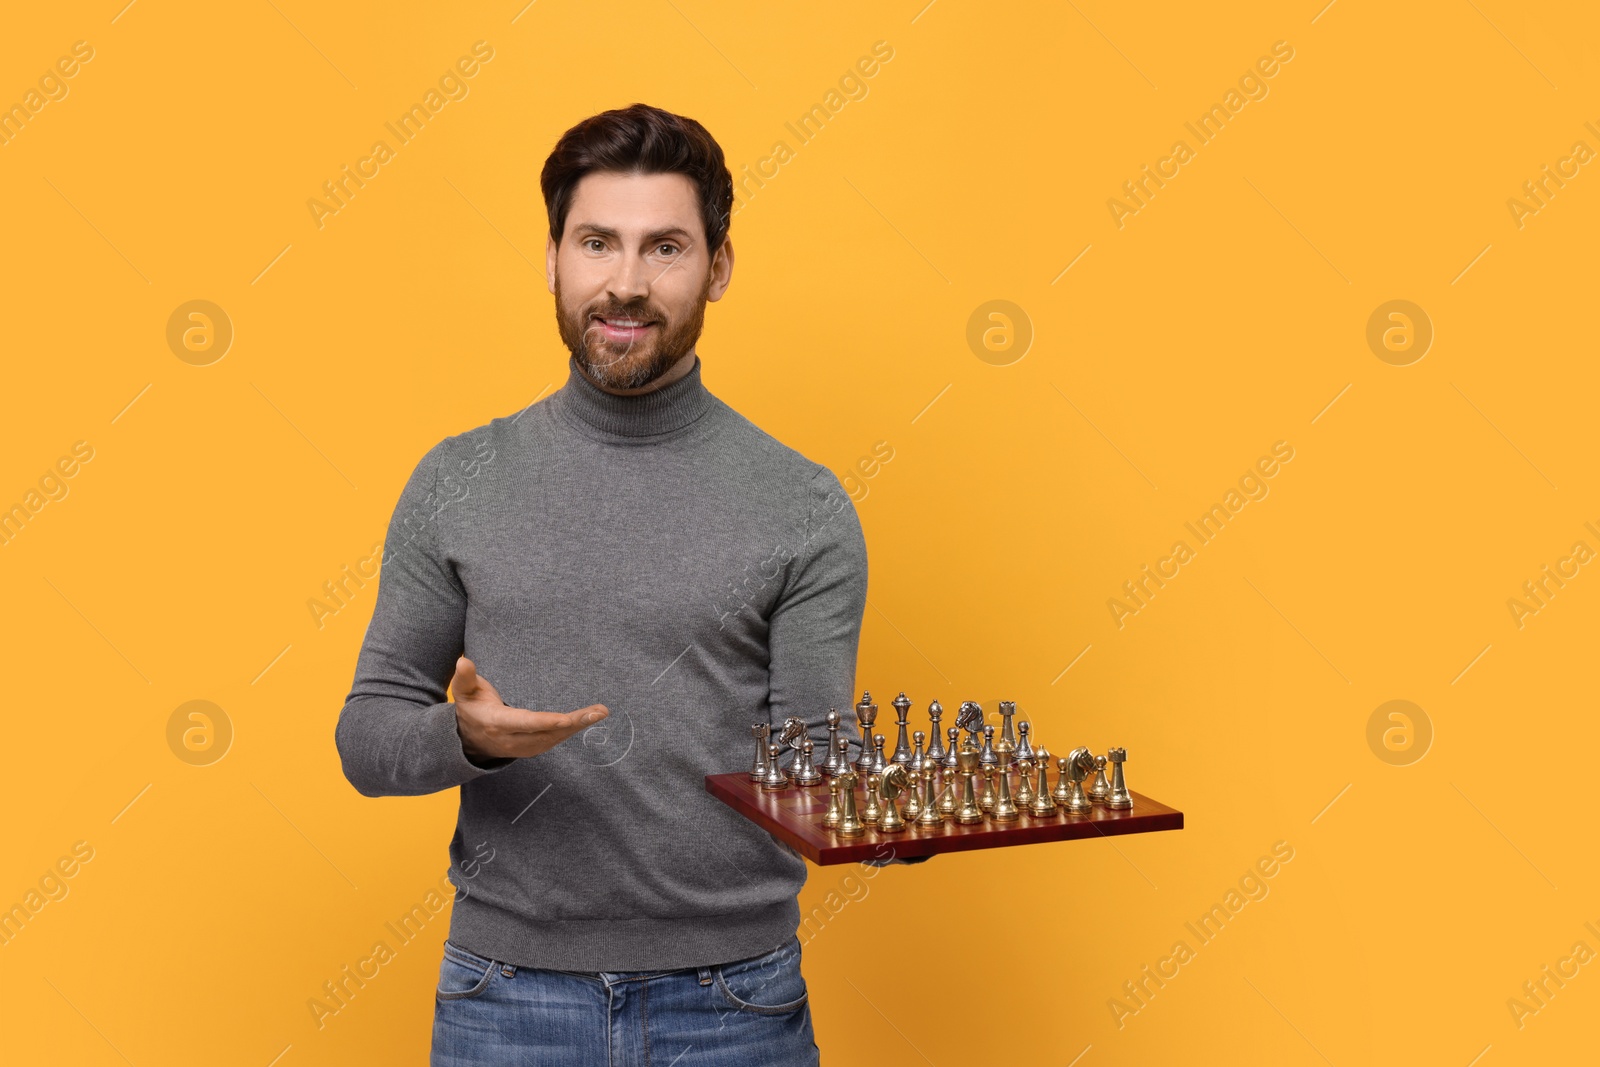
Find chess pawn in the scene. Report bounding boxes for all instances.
[872,734,889,775]
[890,692,914,765]
[1014,720,1036,765]
[1014,756,1035,808]
[916,766,944,828]
[954,741,985,825]
[750,723,771,781]
[1106,747,1133,809]
[978,766,997,814]
[936,768,958,817]
[1063,746,1094,814]
[822,709,845,777]
[835,771,865,836]
[761,743,790,789]
[1088,754,1111,805]
[853,691,878,775]
[1028,747,1058,816]
[991,762,1021,822]
[791,738,823,787]
[1052,756,1073,806]
[901,765,923,820]
[877,765,908,832]
[822,779,842,828]
[941,726,961,772]
[979,724,999,769]
[924,700,947,764]
[860,773,883,825]
[908,730,927,775]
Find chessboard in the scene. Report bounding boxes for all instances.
[705,771,1184,866]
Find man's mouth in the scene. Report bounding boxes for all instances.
[591,315,657,344]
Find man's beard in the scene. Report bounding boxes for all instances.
[554,270,712,391]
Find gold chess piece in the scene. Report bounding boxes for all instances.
[1088,754,1111,805]
[936,768,957,817]
[860,772,883,825]
[916,766,944,828]
[1014,756,1035,808]
[954,741,984,824]
[901,766,923,821]
[835,770,865,836]
[1051,756,1073,806]
[1028,747,1057,816]
[991,761,1020,821]
[822,778,842,829]
[1063,746,1095,815]
[978,766,997,814]
[1106,746,1133,809]
[877,764,908,833]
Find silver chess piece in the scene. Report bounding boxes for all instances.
[955,701,984,749]
[941,726,961,772]
[750,723,771,781]
[791,738,823,787]
[822,709,846,777]
[979,724,999,769]
[1088,754,1110,805]
[854,691,879,775]
[924,700,947,764]
[998,701,1018,749]
[1106,747,1133,809]
[908,730,927,775]
[1014,721,1036,765]
[890,692,914,765]
[779,716,807,753]
[872,734,888,775]
[760,742,790,789]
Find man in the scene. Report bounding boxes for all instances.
[335,103,871,1065]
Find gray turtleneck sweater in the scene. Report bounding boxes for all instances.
[334,354,869,971]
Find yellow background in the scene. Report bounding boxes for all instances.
[3,1,1597,1063]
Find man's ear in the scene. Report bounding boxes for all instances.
[546,236,558,293]
[708,237,734,302]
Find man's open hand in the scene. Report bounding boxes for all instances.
[450,656,608,762]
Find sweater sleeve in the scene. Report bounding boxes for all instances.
[334,437,514,797]
[768,466,870,769]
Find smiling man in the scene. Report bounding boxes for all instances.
[334,103,869,1066]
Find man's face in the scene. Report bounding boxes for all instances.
[548,170,733,391]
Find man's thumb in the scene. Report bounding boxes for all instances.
[452,656,481,697]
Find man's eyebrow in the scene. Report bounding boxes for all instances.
[571,223,695,244]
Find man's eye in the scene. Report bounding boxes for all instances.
[585,239,605,252]
[656,244,679,256]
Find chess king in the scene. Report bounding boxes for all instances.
[334,100,921,1067]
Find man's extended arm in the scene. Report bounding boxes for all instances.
[334,438,513,797]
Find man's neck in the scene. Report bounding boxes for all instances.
[578,349,698,396]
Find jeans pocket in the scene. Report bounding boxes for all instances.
[436,940,496,1001]
[713,937,809,1015]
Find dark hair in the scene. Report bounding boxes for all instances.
[540,103,735,256]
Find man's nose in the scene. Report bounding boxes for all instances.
[606,251,650,304]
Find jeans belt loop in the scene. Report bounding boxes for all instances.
[696,966,714,986]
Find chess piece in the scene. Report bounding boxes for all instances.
[955,701,984,749]
[1052,756,1073,806]
[978,766,997,813]
[835,770,865,836]
[878,764,908,832]
[924,700,947,764]
[872,734,889,775]
[890,692,914,765]
[1088,754,1111,805]
[998,701,1018,748]
[1014,755,1035,808]
[994,724,1016,772]
[1063,746,1094,814]
[750,723,771,781]
[853,691,878,775]
[991,761,1020,822]
[861,773,883,825]
[1106,747,1133,809]
[908,730,927,775]
[916,766,944,828]
[936,767,958,817]
[834,736,853,782]
[941,727,961,772]
[954,741,984,824]
[791,738,823,787]
[1028,747,1058,816]
[761,743,790,789]
[1014,721,1036,766]
[823,709,845,777]
[823,779,842,828]
[902,764,923,821]
[979,725,999,769]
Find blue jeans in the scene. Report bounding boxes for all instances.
[430,935,819,1066]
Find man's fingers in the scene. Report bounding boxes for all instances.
[490,704,608,736]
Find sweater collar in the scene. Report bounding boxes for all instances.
[552,353,714,439]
